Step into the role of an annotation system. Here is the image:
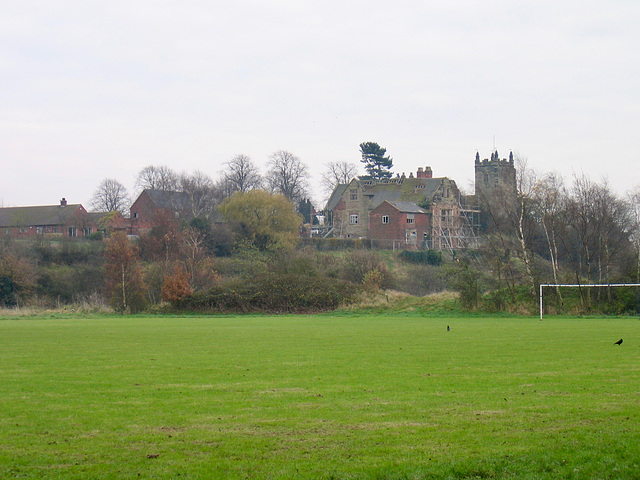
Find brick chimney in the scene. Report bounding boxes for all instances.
[60,198,67,206]
[417,166,433,179]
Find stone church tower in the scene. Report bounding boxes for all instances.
[474,150,517,201]
[474,150,517,229]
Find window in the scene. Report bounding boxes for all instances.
[441,209,453,223]
[406,213,414,224]
[68,226,77,237]
[382,215,389,224]
[133,212,139,219]
[350,189,358,201]
[350,214,359,224]
[36,226,43,235]
[83,227,92,237]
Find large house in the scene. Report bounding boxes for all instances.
[325,151,518,250]
[325,164,482,251]
[0,198,95,238]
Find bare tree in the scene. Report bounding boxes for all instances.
[509,156,538,292]
[627,186,640,282]
[563,175,631,305]
[179,171,221,219]
[135,165,179,192]
[321,161,358,196]
[90,178,130,214]
[221,154,262,196]
[533,172,567,298]
[265,150,309,202]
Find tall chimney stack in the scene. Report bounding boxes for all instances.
[417,167,433,179]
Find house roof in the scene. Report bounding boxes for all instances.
[361,177,447,209]
[0,204,85,227]
[385,201,429,214]
[325,183,349,211]
[143,189,192,211]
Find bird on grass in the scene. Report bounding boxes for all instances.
[447,325,450,331]
[614,339,623,345]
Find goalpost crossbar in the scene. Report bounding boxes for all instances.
[539,283,640,319]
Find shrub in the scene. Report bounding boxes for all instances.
[395,264,447,296]
[36,264,104,304]
[341,250,394,290]
[162,265,192,303]
[442,260,482,310]
[398,249,443,266]
[0,254,35,306]
[362,269,384,292]
[177,273,360,313]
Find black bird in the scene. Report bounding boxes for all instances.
[614,339,623,345]
[447,325,450,331]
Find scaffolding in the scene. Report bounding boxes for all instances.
[429,200,480,253]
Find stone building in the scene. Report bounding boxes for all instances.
[474,150,517,227]
[474,150,516,199]
[325,166,479,250]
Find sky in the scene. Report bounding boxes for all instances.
[2,0,639,208]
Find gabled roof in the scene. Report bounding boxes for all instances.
[325,183,350,211]
[0,204,85,228]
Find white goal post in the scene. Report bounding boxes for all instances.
[539,283,640,320]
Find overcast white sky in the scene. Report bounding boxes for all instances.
[1,0,639,208]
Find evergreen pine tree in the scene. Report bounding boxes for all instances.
[359,142,393,180]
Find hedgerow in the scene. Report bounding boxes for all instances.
[175,273,360,313]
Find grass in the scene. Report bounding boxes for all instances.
[1,313,640,479]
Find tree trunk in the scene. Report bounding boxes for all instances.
[121,263,127,314]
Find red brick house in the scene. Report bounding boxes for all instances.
[130,189,192,235]
[369,201,429,249]
[0,199,95,238]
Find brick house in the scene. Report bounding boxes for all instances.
[0,198,95,238]
[326,166,478,250]
[130,189,192,235]
[369,201,429,249]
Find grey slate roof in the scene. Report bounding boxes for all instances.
[145,190,192,211]
[385,201,428,214]
[325,183,349,211]
[0,204,84,227]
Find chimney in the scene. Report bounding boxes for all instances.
[417,166,433,179]
[60,198,67,206]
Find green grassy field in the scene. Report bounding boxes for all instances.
[1,313,639,479]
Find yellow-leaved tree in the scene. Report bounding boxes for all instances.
[219,190,302,253]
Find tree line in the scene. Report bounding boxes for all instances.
[90,142,393,218]
[3,144,640,315]
[475,158,640,313]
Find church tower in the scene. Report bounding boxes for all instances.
[474,150,517,200]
